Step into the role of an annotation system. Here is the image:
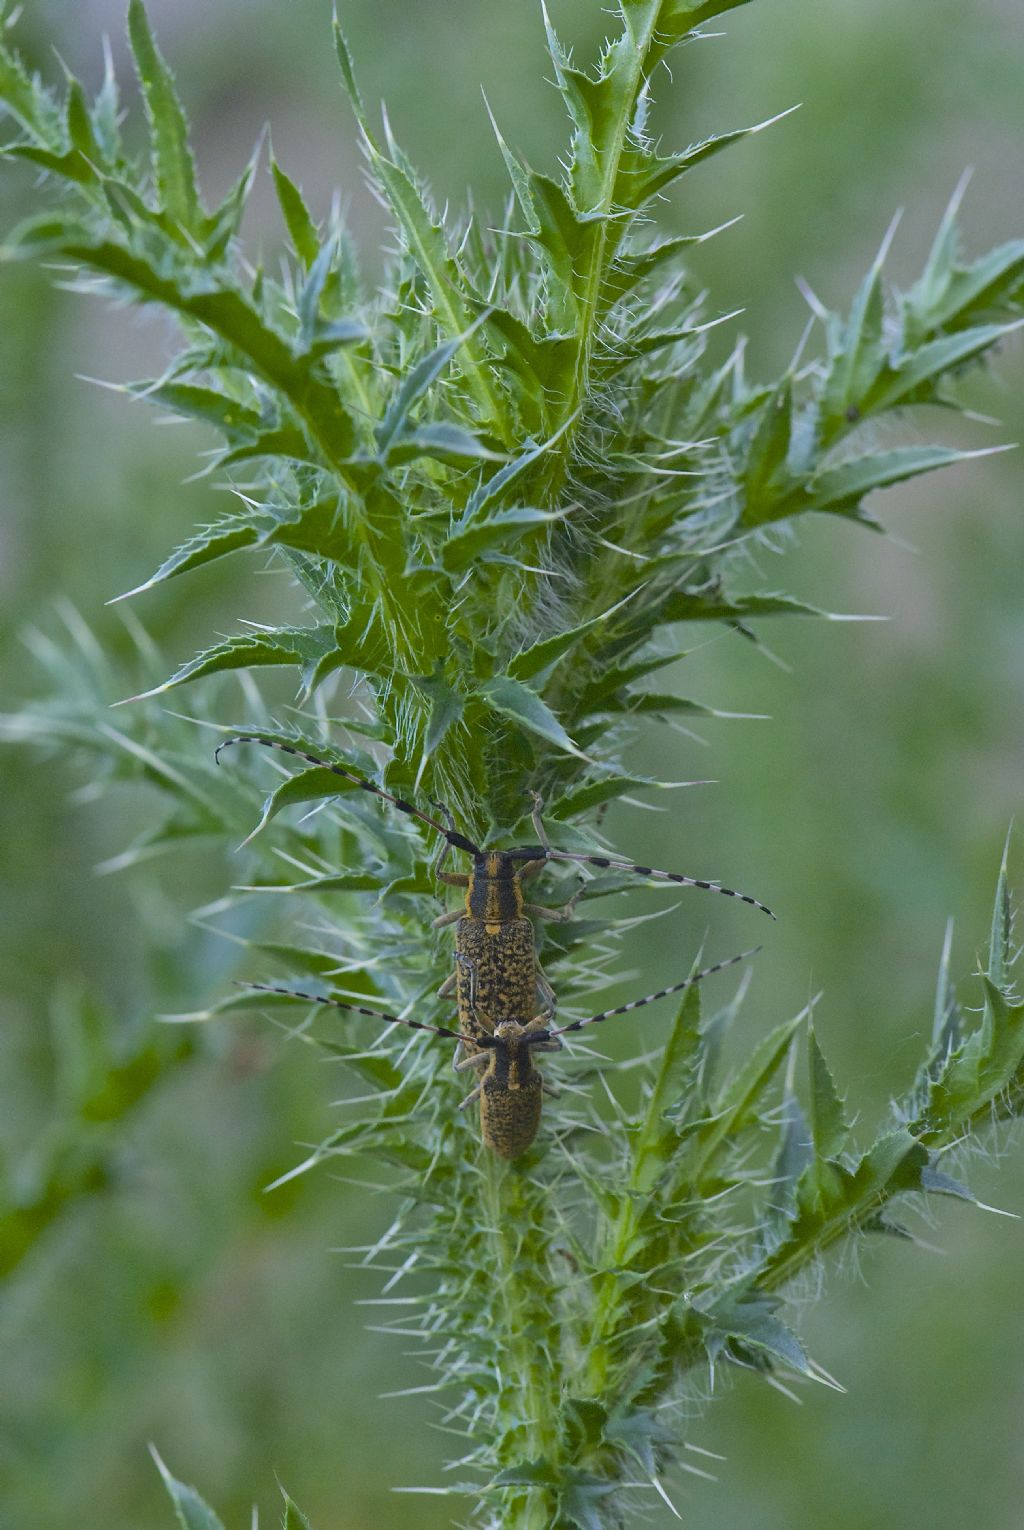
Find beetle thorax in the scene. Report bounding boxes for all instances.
[467,852,525,922]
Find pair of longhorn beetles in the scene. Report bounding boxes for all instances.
[218,734,773,1159]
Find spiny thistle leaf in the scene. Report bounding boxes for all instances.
[476,674,583,758]
[151,1449,226,1530]
[127,0,203,235]
[280,1488,315,1530]
[808,1026,850,1164]
[987,827,1015,993]
[271,153,320,269]
[686,1011,804,1184]
[787,444,1012,525]
[333,19,506,438]
[125,625,342,702]
[441,506,564,571]
[903,177,1024,342]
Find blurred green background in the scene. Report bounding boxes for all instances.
[1,2,1022,1526]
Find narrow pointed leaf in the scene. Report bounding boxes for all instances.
[297,235,337,348]
[932,919,963,1053]
[987,828,1014,991]
[905,216,1024,338]
[821,230,890,429]
[692,1013,803,1178]
[523,171,592,320]
[464,432,560,519]
[113,495,361,601]
[126,625,340,700]
[242,767,365,840]
[0,40,55,140]
[866,321,1024,415]
[239,873,382,895]
[662,0,754,31]
[476,675,582,757]
[151,1449,226,1530]
[546,773,681,819]
[271,155,320,268]
[334,22,501,432]
[127,0,202,232]
[701,1292,818,1379]
[111,518,259,600]
[65,78,102,162]
[384,422,503,467]
[132,380,264,437]
[203,143,259,259]
[281,1488,315,1529]
[621,108,798,209]
[484,95,538,232]
[799,444,1012,521]
[659,589,859,624]
[410,671,464,764]
[5,143,95,186]
[633,979,703,1189]
[441,507,562,571]
[808,1027,849,1160]
[508,595,636,683]
[376,335,466,454]
[919,1164,981,1204]
[742,375,793,510]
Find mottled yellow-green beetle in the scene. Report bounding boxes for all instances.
[218,734,771,1156]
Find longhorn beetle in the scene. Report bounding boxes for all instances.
[215,733,773,1060]
[241,948,758,1159]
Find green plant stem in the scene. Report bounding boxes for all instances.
[482,1156,562,1527]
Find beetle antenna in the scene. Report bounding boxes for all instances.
[215,734,481,854]
[542,947,760,1037]
[525,789,775,918]
[541,849,775,918]
[237,981,464,1040]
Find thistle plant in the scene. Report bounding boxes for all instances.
[2,2,1023,1526]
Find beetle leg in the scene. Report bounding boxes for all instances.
[432,908,464,929]
[524,868,585,925]
[529,790,552,850]
[524,890,581,924]
[454,1051,489,1074]
[437,971,457,999]
[458,1082,483,1109]
[523,1012,562,1052]
[535,963,557,1013]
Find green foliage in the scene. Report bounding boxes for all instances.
[152,1449,227,1530]
[155,1447,321,1530]
[1,2,1023,1527]
[0,981,195,1278]
[154,1449,318,1530]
